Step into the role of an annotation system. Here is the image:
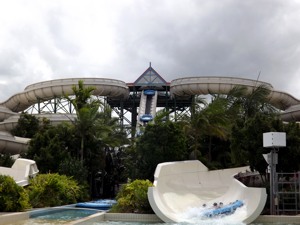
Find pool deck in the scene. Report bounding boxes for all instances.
[1,211,300,224]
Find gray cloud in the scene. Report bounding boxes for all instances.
[0,0,300,101]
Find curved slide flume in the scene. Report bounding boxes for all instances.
[0,114,77,155]
[170,76,300,111]
[1,78,129,112]
[0,78,129,155]
[148,160,267,224]
[2,76,300,155]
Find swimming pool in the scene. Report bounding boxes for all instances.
[30,207,100,220]
[3,207,102,225]
[2,209,300,225]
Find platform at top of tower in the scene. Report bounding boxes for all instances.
[126,65,170,91]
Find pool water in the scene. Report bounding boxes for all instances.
[4,208,101,225]
[4,218,297,225]
[3,206,298,225]
[30,208,99,220]
[6,219,69,225]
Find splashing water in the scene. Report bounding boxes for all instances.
[178,204,247,225]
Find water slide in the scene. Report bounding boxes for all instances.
[0,78,129,155]
[1,75,300,215]
[1,76,300,155]
[171,77,300,111]
[149,91,158,116]
[148,160,267,224]
[0,114,77,154]
[0,158,39,186]
[137,91,147,125]
[137,90,158,125]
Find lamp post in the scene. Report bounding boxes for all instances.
[263,132,286,215]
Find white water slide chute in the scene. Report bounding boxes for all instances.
[138,90,158,125]
[148,160,267,224]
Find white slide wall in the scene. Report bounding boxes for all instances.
[0,158,39,186]
[148,160,267,224]
[150,91,158,117]
[138,91,147,126]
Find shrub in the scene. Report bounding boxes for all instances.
[26,173,84,207]
[0,175,30,212]
[110,179,154,213]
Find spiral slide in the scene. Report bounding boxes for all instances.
[0,78,129,155]
[170,77,300,110]
[148,160,267,224]
[1,76,300,155]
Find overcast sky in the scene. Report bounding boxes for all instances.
[0,0,300,101]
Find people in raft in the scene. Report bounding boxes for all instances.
[213,202,224,208]
[203,202,224,208]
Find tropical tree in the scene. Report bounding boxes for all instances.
[85,105,129,198]
[11,112,40,138]
[134,121,188,181]
[230,113,278,172]
[65,80,100,163]
[229,84,279,171]
[179,95,231,166]
[226,84,276,120]
[277,121,300,173]
[0,153,14,167]
[179,97,207,160]
[65,81,130,196]
[199,96,231,162]
[23,122,84,175]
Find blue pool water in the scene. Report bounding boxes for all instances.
[30,208,99,220]
[3,206,298,225]
[4,208,101,225]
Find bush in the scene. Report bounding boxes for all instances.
[110,179,154,213]
[26,173,84,207]
[0,175,30,212]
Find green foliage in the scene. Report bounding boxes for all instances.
[230,113,276,172]
[0,175,30,212]
[65,80,100,163]
[22,81,129,198]
[110,179,153,214]
[0,153,14,167]
[277,122,300,172]
[24,123,79,174]
[11,113,40,138]
[135,121,188,180]
[26,173,83,207]
[58,157,89,185]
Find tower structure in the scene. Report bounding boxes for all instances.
[106,65,192,136]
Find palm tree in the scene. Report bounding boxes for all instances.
[180,95,230,162]
[226,84,276,120]
[65,80,101,163]
[179,97,206,159]
[94,104,129,148]
[228,84,279,166]
[200,96,231,162]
